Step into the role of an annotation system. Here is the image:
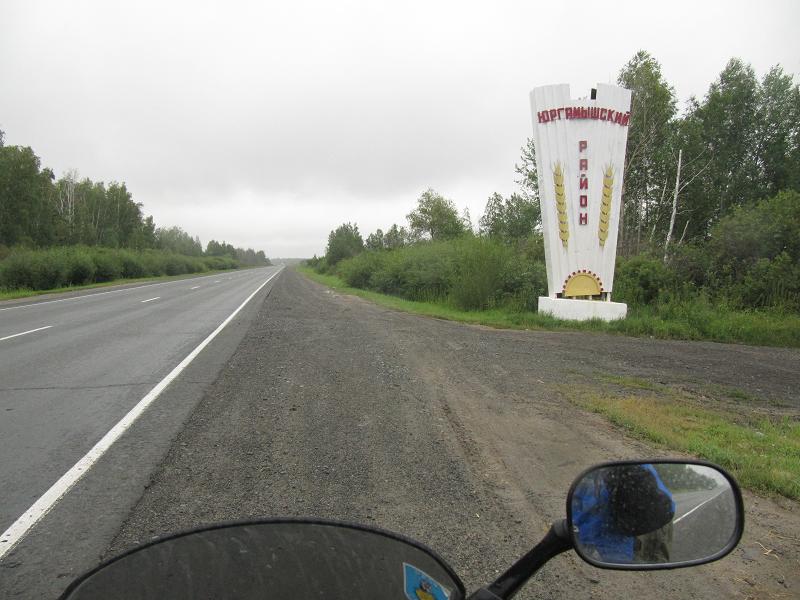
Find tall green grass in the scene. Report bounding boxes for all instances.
[333,237,547,311]
[567,388,800,500]
[300,266,800,348]
[0,246,239,292]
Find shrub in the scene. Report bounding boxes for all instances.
[614,254,672,306]
[118,250,146,279]
[337,251,387,289]
[65,248,96,284]
[450,238,510,310]
[91,250,123,282]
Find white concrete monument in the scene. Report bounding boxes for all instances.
[529,83,632,321]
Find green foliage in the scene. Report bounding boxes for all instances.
[365,229,385,251]
[206,239,236,257]
[156,226,203,256]
[614,254,672,305]
[91,249,124,282]
[383,223,411,249]
[479,192,539,241]
[325,222,364,267]
[0,142,270,269]
[514,138,541,226]
[449,238,510,310]
[0,246,239,291]
[335,236,548,311]
[406,189,468,241]
[0,146,57,247]
[617,50,677,251]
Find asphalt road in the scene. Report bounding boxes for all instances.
[671,487,738,562]
[0,266,281,542]
[1,268,797,598]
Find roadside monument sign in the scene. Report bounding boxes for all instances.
[529,83,632,321]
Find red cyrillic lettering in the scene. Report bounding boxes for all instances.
[579,159,588,170]
[565,107,573,119]
[580,194,588,207]
[557,108,565,120]
[600,108,607,120]
[579,176,588,190]
[579,140,587,152]
[581,107,589,118]
[579,213,588,225]
[549,109,558,121]
[621,112,630,126]
[615,111,623,124]
[538,111,549,123]
[590,107,599,119]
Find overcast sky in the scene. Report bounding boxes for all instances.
[2,1,798,257]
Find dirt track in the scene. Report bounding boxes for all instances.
[109,269,800,599]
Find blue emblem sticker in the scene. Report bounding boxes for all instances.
[403,562,451,600]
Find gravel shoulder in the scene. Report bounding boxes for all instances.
[108,269,800,599]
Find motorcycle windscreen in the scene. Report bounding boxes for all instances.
[60,520,465,600]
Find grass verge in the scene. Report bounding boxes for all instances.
[561,380,800,501]
[298,266,800,347]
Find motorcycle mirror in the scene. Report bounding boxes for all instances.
[59,519,466,600]
[566,460,744,570]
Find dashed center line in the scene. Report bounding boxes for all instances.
[0,325,53,342]
[190,286,201,290]
[140,297,160,303]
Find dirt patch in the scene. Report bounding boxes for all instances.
[109,270,800,599]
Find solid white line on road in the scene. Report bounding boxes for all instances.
[0,268,283,559]
[0,267,276,312]
[190,286,201,290]
[140,297,160,303]
[0,325,53,342]
[673,490,725,524]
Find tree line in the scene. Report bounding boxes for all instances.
[0,131,269,267]
[311,51,800,319]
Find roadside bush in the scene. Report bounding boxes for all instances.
[91,250,123,282]
[450,238,510,310]
[118,250,146,279]
[494,252,547,311]
[66,248,96,284]
[0,245,240,293]
[0,249,70,290]
[337,251,388,289]
[378,241,457,300]
[614,254,672,306]
[203,256,238,271]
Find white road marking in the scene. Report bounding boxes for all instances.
[673,489,725,524]
[0,269,272,313]
[0,325,53,342]
[0,268,282,559]
[214,280,221,283]
[190,286,201,290]
[140,297,160,303]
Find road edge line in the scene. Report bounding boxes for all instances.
[0,268,282,559]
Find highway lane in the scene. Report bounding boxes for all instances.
[0,266,281,537]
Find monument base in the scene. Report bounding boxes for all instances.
[538,297,627,322]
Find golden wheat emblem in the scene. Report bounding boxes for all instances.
[598,165,613,247]
[553,163,568,248]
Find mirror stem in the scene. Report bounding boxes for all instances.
[468,520,572,600]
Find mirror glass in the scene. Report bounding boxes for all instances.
[569,462,741,567]
[60,521,464,600]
